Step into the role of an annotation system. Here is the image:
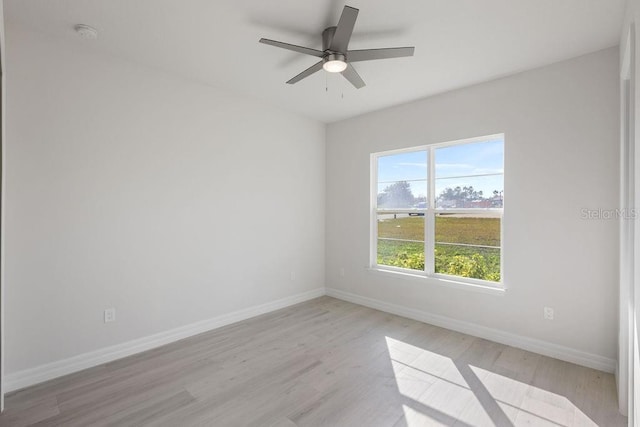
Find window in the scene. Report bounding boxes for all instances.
[371,135,504,285]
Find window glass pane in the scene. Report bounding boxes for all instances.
[377,180,427,209]
[435,138,504,210]
[377,213,424,271]
[378,213,425,240]
[378,151,428,183]
[435,175,503,209]
[435,138,503,179]
[434,214,501,282]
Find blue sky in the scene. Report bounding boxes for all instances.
[377,138,504,200]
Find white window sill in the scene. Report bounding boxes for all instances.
[366,267,507,296]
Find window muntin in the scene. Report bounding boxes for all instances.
[372,135,504,285]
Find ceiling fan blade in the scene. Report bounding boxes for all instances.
[341,63,365,89]
[259,38,325,57]
[330,6,359,52]
[286,60,324,84]
[347,47,415,62]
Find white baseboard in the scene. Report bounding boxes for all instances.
[326,287,616,373]
[5,286,616,393]
[5,288,325,393]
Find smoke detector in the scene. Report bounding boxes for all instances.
[74,24,98,40]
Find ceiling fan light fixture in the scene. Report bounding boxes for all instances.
[323,54,347,73]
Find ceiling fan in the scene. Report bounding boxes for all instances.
[259,5,415,89]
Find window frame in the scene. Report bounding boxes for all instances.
[370,134,505,288]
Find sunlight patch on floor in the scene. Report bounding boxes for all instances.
[386,337,599,426]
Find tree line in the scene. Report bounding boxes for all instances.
[378,181,503,209]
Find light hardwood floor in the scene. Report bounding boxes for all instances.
[0,297,628,426]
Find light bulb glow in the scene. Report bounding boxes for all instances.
[323,59,347,73]
[323,53,347,73]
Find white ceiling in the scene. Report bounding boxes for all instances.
[5,0,627,123]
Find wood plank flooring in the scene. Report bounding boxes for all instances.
[0,296,627,426]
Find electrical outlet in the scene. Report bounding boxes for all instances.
[104,308,116,323]
[543,306,554,320]
[339,267,345,277]
[290,271,296,281]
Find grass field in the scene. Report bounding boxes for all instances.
[377,215,501,282]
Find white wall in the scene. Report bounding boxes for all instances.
[4,25,325,374]
[326,48,620,364]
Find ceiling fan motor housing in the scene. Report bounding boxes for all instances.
[324,53,346,63]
